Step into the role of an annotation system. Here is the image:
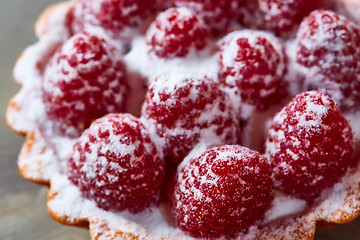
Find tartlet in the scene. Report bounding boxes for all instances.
[7,0,360,239]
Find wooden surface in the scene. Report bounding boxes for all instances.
[0,1,360,239]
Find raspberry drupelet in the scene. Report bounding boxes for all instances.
[42,32,129,137]
[172,145,274,238]
[219,30,288,111]
[72,0,152,37]
[146,7,209,58]
[174,0,243,36]
[266,91,353,201]
[295,10,360,111]
[141,72,240,163]
[67,113,165,213]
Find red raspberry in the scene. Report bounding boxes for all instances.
[146,7,209,58]
[295,10,360,111]
[238,0,324,37]
[258,0,323,37]
[73,0,152,37]
[67,113,165,213]
[266,91,353,201]
[42,32,128,137]
[141,72,240,163]
[219,30,288,111]
[174,0,243,36]
[172,145,274,238]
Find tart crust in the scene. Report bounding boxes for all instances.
[7,1,360,239]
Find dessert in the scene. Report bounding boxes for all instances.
[6,0,360,239]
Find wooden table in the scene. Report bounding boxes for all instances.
[0,1,359,239]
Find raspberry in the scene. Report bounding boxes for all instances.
[266,91,353,201]
[295,10,360,111]
[67,114,165,213]
[258,0,322,37]
[174,0,243,36]
[141,72,240,163]
[146,7,209,58]
[73,0,152,36]
[42,32,128,137]
[238,0,324,37]
[172,145,274,238]
[219,30,288,111]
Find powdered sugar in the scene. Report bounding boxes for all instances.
[218,29,288,111]
[264,194,307,223]
[141,71,240,162]
[72,0,147,46]
[145,7,209,58]
[124,36,218,81]
[298,99,329,128]
[220,30,286,81]
[8,3,70,134]
[67,114,165,212]
[49,173,187,238]
[266,91,354,201]
[258,0,310,37]
[173,145,274,238]
[295,10,360,111]
[8,1,360,239]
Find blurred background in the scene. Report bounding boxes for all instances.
[0,0,359,239]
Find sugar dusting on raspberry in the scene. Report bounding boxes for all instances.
[146,7,209,58]
[295,10,360,112]
[124,36,219,81]
[72,0,151,39]
[237,0,323,38]
[258,0,322,37]
[42,32,129,137]
[67,114,165,213]
[142,72,240,163]
[219,30,288,111]
[266,91,354,201]
[174,0,242,36]
[172,145,274,238]
[9,1,360,239]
